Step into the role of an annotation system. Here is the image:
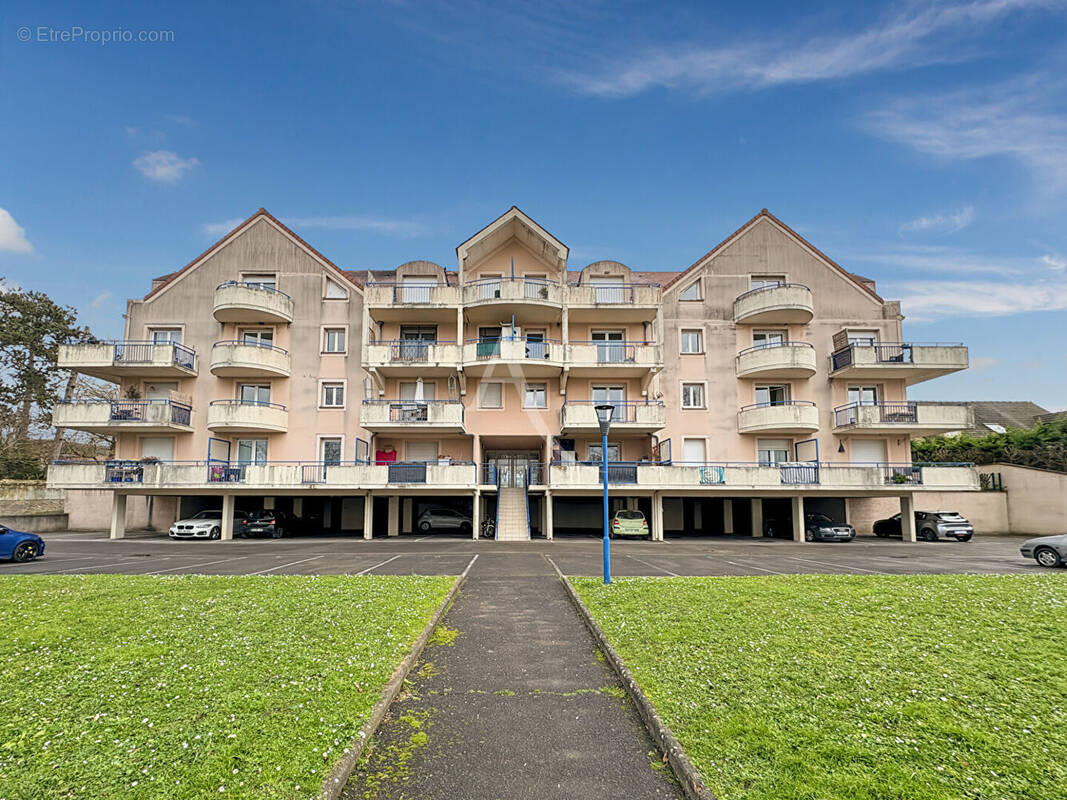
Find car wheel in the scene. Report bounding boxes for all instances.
[804,529,814,542]
[419,521,431,532]
[272,527,284,539]
[1034,547,1063,568]
[920,528,938,542]
[12,541,39,562]
[210,526,221,540]
[873,530,887,538]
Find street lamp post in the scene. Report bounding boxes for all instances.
[595,404,614,585]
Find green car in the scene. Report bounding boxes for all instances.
[611,509,650,538]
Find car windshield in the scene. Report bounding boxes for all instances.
[191,511,222,519]
[248,510,275,520]
[616,511,644,520]
[936,512,963,519]
[807,513,835,525]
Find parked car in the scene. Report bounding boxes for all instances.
[416,508,472,534]
[765,512,856,542]
[611,509,650,539]
[245,509,301,539]
[1020,534,1067,568]
[873,511,974,542]
[169,510,249,540]
[0,525,45,562]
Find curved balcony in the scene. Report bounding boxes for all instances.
[206,399,288,433]
[461,337,564,377]
[213,282,294,324]
[830,342,969,385]
[58,341,197,382]
[832,402,973,435]
[735,342,817,379]
[733,283,813,325]
[737,401,820,434]
[560,401,665,434]
[462,277,563,323]
[209,341,291,378]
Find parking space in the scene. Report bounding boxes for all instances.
[1,530,1043,577]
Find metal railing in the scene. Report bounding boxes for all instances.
[833,401,917,427]
[739,400,817,412]
[481,459,545,488]
[370,340,456,362]
[209,399,287,412]
[560,400,663,424]
[216,280,291,300]
[104,460,144,483]
[736,341,814,357]
[108,399,192,426]
[734,282,810,303]
[212,340,288,355]
[463,277,561,302]
[465,336,560,360]
[830,341,965,370]
[569,340,656,363]
[388,462,427,483]
[208,464,244,483]
[361,400,463,423]
[110,340,197,370]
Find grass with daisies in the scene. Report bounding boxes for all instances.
[572,574,1067,800]
[0,574,453,800]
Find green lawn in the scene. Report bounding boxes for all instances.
[0,574,453,800]
[573,574,1067,800]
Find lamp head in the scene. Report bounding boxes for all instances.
[594,404,614,436]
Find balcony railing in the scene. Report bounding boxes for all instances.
[733,282,814,324]
[565,283,661,305]
[830,342,965,370]
[462,277,563,304]
[59,340,198,378]
[366,282,460,306]
[110,399,192,425]
[376,340,458,362]
[834,402,917,427]
[360,400,466,429]
[480,460,546,487]
[213,281,294,323]
[114,341,196,370]
[562,400,661,424]
[735,341,817,377]
[465,336,561,361]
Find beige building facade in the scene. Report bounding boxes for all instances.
[49,207,976,542]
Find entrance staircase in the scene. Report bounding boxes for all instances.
[495,487,530,541]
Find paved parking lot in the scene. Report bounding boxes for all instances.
[2,531,1042,577]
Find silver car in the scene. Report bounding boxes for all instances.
[416,508,472,534]
[1020,534,1067,568]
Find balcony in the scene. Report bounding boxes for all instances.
[58,341,197,382]
[360,400,466,433]
[737,401,820,434]
[53,400,193,434]
[566,283,661,321]
[461,337,564,377]
[462,278,563,323]
[565,341,663,378]
[735,342,817,379]
[560,401,666,434]
[733,283,814,325]
[830,342,969,385]
[322,461,477,488]
[364,283,460,322]
[363,340,462,377]
[213,281,294,324]
[209,341,291,378]
[206,400,289,433]
[833,402,973,435]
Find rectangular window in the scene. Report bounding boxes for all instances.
[236,438,268,464]
[320,437,342,465]
[847,330,879,347]
[238,384,271,405]
[681,383,705,409]
[323,328,346,353]
[753,330,786,348]
[240,328,274,347]
[592,386,626,421]
[321,382,345,408]
[149,328,182,344]
[588,442,621,462]
[479,382,503,409]
[524,383,547,409]
[679,280,702,301]
[848,386,879,405]
[682,438,706,463]
[750,275,786,290]
[242,273,277,290]
[680,329,703,354]
[755,385,789,406]
[757,438,791,465]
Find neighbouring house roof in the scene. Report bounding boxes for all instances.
[958,401,1052,435]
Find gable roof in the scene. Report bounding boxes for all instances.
[456,206,569,271]
[664,208,883,301]
[144,208,364,300]
[966,401,1051,433]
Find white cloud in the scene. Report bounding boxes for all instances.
[845,244,1026,276]
[1042,253,1067,271]
[893,278,1067,320]
[969,356,1000,370]
[559,0,1051,96]
[90,291,113,309]
[862,73,1067,192]
[133,150,200,183]
[202,214,428,238]
[0,208,34,253]
[900,206,975,235]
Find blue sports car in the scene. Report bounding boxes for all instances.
[0,524,46,562]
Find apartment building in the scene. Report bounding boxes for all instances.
[48,207,976,542]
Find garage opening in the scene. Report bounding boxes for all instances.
[663,498,755,538]
[551,496,652,537]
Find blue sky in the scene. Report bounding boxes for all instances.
[1,0,1065,408]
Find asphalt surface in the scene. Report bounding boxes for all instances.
[3,530,1042,577]
[342,552,680,800]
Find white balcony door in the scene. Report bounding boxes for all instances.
[851,439,887,464]
[682,438,706,463]
[407,441,438,463]
[401,276,435,303]
[140,437,175,461]
[758,438,791,465]
[590,276,624,303]
[592,330,625,363]
[400,381,435,401]
[592,385,626,421]
[145,382,177,400]
[241,329,273,347]
[150,328,182,344]
[237,438,268,464]
[848,386,879,405]
[588,442,621,462]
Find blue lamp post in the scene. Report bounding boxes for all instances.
[595,403,614,584]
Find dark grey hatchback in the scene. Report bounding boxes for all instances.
[245,509,301,538]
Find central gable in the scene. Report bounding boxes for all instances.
[457,207,568,278]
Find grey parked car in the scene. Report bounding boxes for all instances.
[416,508,472,534]
[1020,534,1067,568]
[873,511,974,542]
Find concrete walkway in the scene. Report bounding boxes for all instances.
[343,552,679,799]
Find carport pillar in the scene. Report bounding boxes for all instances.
[900,494,917,543]
[221,494,235,540]
[109,493,127,540]
[651,492,664,542]
[750,498,763,537]
[791,495,805,543]
[545,491,554,540]
[363,494,373,540]
[387,495,400,537]
[723,499,735,534]
[472,491,481,540]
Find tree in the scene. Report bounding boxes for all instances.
[913,417,1067,473]
[0,280,101,478]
